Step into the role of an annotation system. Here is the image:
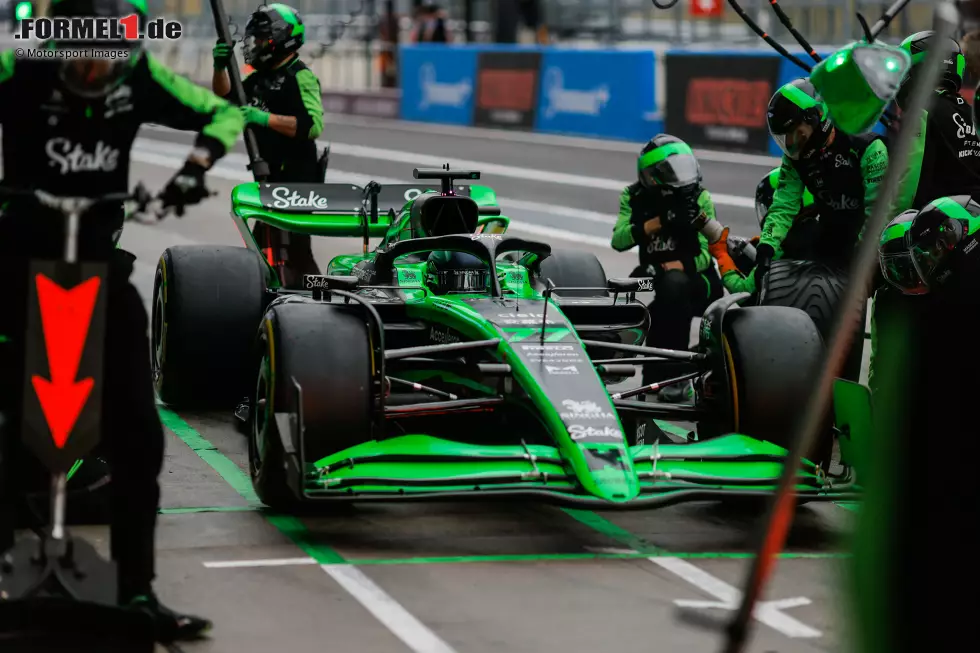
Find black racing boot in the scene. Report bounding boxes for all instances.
[127,592,212,643]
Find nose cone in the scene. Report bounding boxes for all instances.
[579,445,640,503]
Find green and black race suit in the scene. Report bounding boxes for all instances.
[892,90,980,213]
[0,50,241,198]
[611,182,714,276]
[761,133,888,260]
[226,58,324,182]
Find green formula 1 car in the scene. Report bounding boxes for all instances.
[151,167,860,510]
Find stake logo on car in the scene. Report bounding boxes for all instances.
[568,425,622,440]
[269,187,329,210]
[546,365,578,375]
[560,399,614,420]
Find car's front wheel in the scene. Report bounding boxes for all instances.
[249,302,377,511]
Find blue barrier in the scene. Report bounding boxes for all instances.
[398,44,662,141]
[399,45,479,126]
[534,49,659,141]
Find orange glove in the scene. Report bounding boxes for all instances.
[750,235,760,246]
[708,227,739,276]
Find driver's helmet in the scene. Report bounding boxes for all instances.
[898,31,965,107]
[47,0,146,99]
[244,3,306,70]
[637,134,703,223]
[878,210,921,294]
[425,251,489,295]
[767,78,833,161]
[754,167,816,227]
[905,195,980,292]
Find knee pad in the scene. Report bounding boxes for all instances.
[654,270,692,305]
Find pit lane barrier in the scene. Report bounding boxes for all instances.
[397,43,892,156]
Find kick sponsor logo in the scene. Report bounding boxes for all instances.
[560,399,614,420]
[419,63,473,109]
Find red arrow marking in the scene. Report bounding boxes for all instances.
[30,274,101,449]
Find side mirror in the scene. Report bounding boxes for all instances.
[607,277,654,294]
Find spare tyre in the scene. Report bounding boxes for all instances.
[760,259,865,383]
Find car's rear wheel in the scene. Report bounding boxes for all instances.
[719,305,827,460]
[537,249,608,297]
[152,246,268,408]
[250,303,376,511]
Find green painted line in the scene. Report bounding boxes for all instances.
[344,550,849,566]
[160,506,260,515]
[836,502,861,512]
[158,408,261,505]
[561,508,665,553]
[157,407,346,564]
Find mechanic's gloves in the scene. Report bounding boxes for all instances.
[708,227,740,277]
[754,243,775,290]
[630,264,657,278]
[213,40,233,70]
[240,105,271,127]
[159,160,209,217]
[750,235,760,246]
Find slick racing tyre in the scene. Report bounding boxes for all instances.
[250,303,376,511]
[759,259,865,383]
[718,305,826,458]
[536,249,608,297]
[152,246,268,408]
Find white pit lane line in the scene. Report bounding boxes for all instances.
[135,129,757,210]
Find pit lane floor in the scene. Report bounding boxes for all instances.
[80,121,864,652]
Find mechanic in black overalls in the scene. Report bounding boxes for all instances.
[756,78,889,287]
[611,135,723,403]
[0,0,237,640]
[890,31,980,213]
[213,3,325,287]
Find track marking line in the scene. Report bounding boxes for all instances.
[322,564,460,653]
[142,121,782,166]
[653,557,822,638]
[204,557,317,568]
[160,408,456,653]
[131,135,756,209]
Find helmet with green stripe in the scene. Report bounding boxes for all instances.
[244,3,305,70]
[897,31,965,106]
[47,0,147,99]
[878,210,921,294]
[637,134,701,190]
[905,195,980,292]
[754,167,815,227]
[767,78,832,161]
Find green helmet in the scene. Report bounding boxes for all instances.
[767,78,832,160]
[878,210,920,294]
[906,195,980,292]
[897,31,966,106]
[755,167,815,227]
[244,3,306,69]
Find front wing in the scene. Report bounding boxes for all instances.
[299,433,859,509]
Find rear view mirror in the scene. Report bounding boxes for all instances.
[607,277,654,293]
